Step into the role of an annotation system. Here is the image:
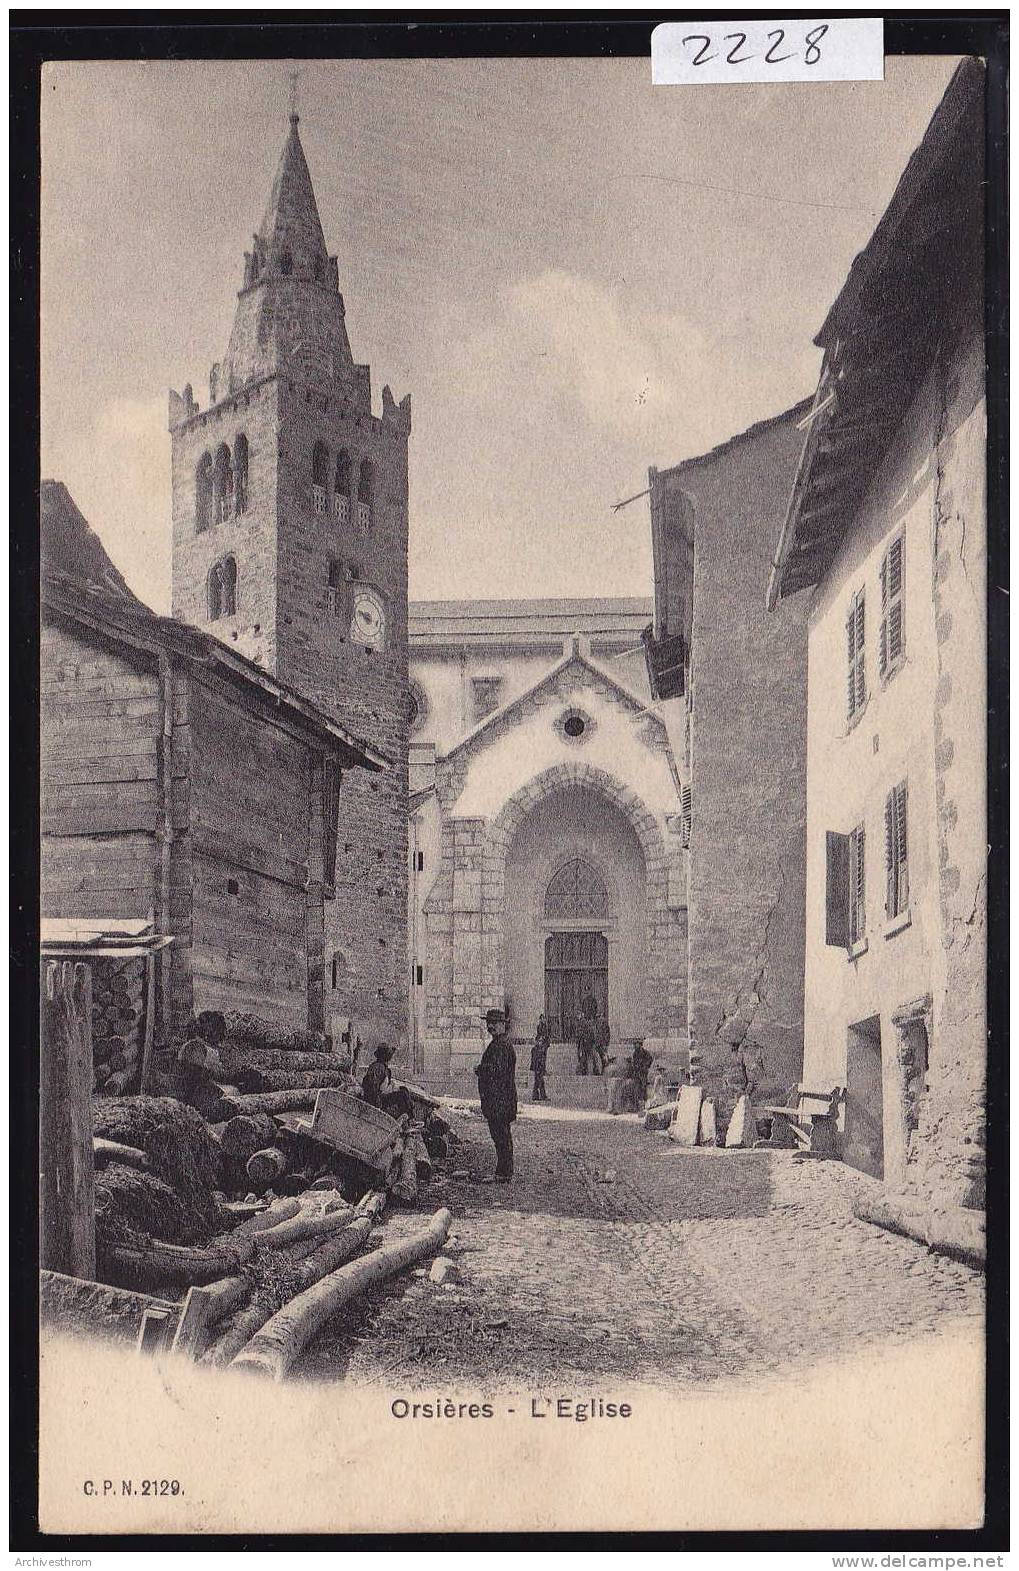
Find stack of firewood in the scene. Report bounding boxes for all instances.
[92,961,144,1095]
[218,1012,353,1094]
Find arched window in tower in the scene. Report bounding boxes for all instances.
[213,443,234,524]
[195,451,214,534]
[312,442,329,515]
[208,555,238,621]
[357,458,375,534]
[544,859,610,922]
[334,450,352,523]
[233,433,249,515]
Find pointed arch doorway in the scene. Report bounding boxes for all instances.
[543,858,609,1044]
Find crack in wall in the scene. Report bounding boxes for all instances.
[710,856,788,1054]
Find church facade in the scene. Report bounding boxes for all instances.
[406,599,689,1085]
[168,111,411,1050]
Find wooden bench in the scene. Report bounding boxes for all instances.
[756,1084,846,1156]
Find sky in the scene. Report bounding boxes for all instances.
[40,54,959,612]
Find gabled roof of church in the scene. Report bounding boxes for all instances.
[439,637,673,768]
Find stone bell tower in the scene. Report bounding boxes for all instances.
[169,108,411,1048]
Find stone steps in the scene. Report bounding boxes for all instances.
[417,1070,639,1110]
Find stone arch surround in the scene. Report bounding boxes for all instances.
[423,762,685,1072]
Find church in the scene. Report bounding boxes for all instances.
[167,109,412,1053]
[163,106,688,1083]
[407,598,688,1090]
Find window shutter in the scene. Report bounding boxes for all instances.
[846,609,857,717]
[879,555,889,675]
[855,593,866,710]
[895,781,909,909]
[825,831,850,948]
[851,825,866,942]
[681,784,692,848]
[888,536,903,598]
[884,790,896,915]
[888,600,903,665]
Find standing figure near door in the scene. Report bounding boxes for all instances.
[530,1014,550,1103]
[475,1008,517,1182]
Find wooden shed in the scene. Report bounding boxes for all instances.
[41,484,387,1036]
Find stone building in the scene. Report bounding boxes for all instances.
[644,408,812,1111]
[767,60,986,1206]
[40,481,383,1035]
[406,599,688,1086]
[169,110,412,1050]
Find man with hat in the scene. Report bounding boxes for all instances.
[475,1008,517,1182]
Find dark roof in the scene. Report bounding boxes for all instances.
[768,59,986,607]
[41,482,387,771]
[40,481,142,602]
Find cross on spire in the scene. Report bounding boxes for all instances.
[288,66,301,123]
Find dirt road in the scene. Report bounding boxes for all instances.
[297,1104,983,1390]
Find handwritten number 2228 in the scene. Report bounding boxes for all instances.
[682,25,829,67]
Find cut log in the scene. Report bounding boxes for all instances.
[218,1113,279,1162]
[41,959,96,1280]
[253,1204,354,1252]
[236,1068,355,1093]
[94,1137,148,1169]
[233,1208,453,1381]
[100,1230,255,1290]
[220,1047,342,1074]
[219,1089,320,1117]
[852,1190,986,1269]
[246,1148,287,1187]
[222,1014,327,1053]
[206,1221,372,1368]
[232,1196,302,1236]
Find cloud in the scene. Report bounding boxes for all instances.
[497,268,817,462]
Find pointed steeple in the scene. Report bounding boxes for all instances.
[256,113,329,281]
[217,111,355,399]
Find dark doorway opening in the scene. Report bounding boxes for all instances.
[845,1014,884,1179]
[545,931,607,1044]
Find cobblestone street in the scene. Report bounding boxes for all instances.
[299,1105,984,1390]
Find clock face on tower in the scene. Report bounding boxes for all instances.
[351,588,386,649]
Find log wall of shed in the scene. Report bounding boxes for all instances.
[186,674,319,1028]
[41,623,161,922]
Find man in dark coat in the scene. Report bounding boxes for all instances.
[631,1040,653,1107]
[530,1014,550,1103]
[475,1008,517,1181]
